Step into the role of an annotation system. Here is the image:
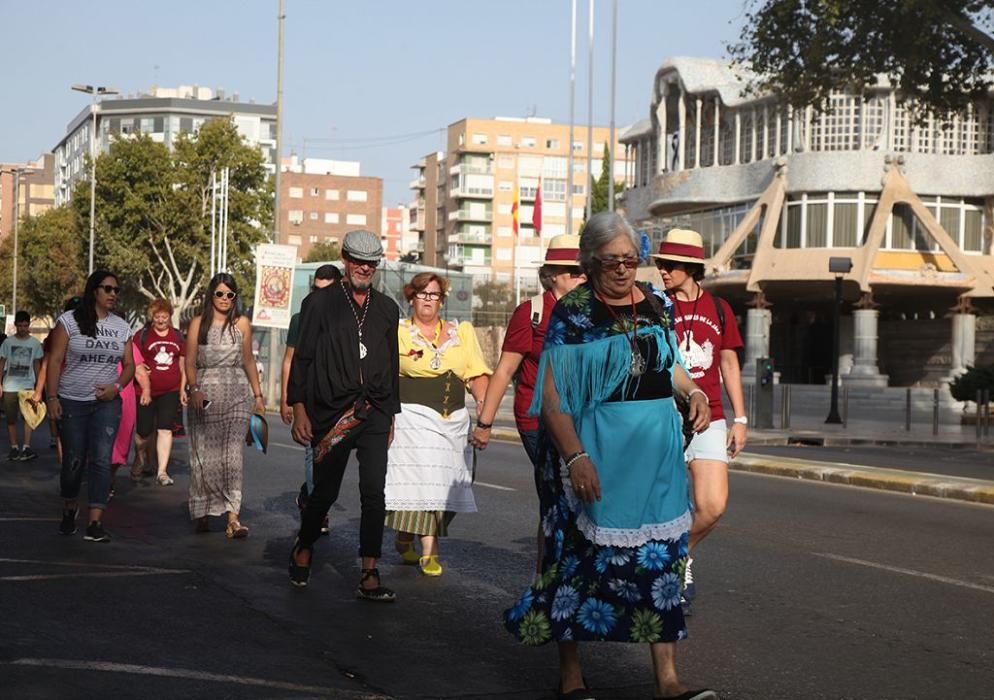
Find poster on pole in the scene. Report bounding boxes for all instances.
[251,243,298,329]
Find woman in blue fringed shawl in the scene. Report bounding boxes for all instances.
[504,212,718,700]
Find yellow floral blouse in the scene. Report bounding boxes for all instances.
[398,319,492,381]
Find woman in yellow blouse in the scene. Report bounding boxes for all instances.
[384,272,491,576]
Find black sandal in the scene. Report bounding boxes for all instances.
[288,540,312,587]
[355,567,396,602]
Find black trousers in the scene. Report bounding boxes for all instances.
[297,409,390,558]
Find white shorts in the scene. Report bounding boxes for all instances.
[684,420,728,465]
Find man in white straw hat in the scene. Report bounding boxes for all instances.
[471,234,585,571]
[652,228,747,614]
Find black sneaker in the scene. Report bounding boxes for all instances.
[288,542,311,587]
[83,521,111,543]
[59,508,78,536]
[8,447,20,461]
[20,447,38,461]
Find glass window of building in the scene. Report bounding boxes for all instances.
[324,212,339,224]
[325,189,339,200]
[521,136,537,148]
[472,133,488,145]
[288,210,303,224]
[309,212,319,220]
[545,138,560,149]
[544,178,567,201]
[347,190,368,202]
[289,186,303,198]
[346,213,367,225]
[310,187,320,196]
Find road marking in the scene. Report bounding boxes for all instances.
[5,659,383,697]
[271,440,305,451]
[814,553,994,595]
[0,558,190,583]
[475,481,515,491]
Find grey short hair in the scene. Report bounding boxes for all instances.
[578,211,639,272]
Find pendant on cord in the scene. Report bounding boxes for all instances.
[630,349,646,377]
[430,353,442,370]
[359,341,368,359]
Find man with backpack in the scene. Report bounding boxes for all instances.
[653,228,747,614]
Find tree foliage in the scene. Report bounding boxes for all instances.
[588,145,624,218]
[74,117,272,322]
[303,239,341,263]
[730,1,994,120]
[949,364,994,403]
[0,206,85,323]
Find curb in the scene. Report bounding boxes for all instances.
[487,429,994,506]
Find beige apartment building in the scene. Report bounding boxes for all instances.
[0,154,55,240]
[410,117,629,284]
[279,157,383,260]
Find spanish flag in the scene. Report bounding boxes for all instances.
[511,182,520,236]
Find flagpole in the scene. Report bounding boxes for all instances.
[567,0,577,237]
[585,0,594,220]
[608,0,618,211]
[514,158,520,306]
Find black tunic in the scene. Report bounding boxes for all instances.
[287,283,401,437]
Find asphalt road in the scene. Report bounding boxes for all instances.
[1,423,993,699]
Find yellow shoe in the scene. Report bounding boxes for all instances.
[396,539,419,565]
[419,555,443,576]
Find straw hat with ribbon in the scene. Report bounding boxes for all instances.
[650,228,707,265]
[536,234,582,267]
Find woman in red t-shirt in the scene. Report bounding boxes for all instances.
[134,298,188,486]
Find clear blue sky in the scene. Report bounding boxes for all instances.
[0,0,747,204]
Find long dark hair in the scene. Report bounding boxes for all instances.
[198,273,241,344]
[74,269,119,338]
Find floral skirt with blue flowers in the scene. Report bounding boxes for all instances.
[504,443,689,645]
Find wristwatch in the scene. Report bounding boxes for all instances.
[733,416,748,425]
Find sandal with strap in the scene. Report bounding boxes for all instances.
[288,540,312,587]
[355,567,396,603]
[225,520,249,539]
[395,535,419,565]
[419,555,443,576]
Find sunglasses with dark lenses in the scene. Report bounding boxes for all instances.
[595,256,640,272]
[346,255,379,269]
[99,285,121,295]
[655,260,681,272]
[214,291,237,300]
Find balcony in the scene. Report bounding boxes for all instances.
[449,185,494,199]
[447,207,492,222]
[449,162,494,176]
[409,175,426,189]
[449,229,493,245]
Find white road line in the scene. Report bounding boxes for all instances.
[1,571,190,582]
[814,553,994,595]
[271,440,305,451]
[0,558,188,572]
[0,558,190,582]
[475,481,515,492]
[6,659,383,697]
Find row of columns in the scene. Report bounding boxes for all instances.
[741,295,977,386]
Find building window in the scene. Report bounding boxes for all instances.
[572,141,584,152]
[545,138,560,149]
[309,235,319,243]
[288,234,302,245]
[309,212,319,221]
[311,187,320,196]
[325,189,339,200]
[347,190,367,202]
[497,135,512,146]
[471,133,488,145]
[521,136,537,148]
[544,178,567,202]
[289,186,303,198]
[324,212,339,224]
[288,210,304,224]
[346,213,367,225]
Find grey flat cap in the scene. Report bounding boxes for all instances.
[342,230,384,262]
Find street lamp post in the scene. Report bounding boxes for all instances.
[826,256,853,424]
[71,84,118,274]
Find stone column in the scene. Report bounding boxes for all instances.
[741,307,772,380]
[656,83,668,174]
[947,311,977,381]
[677,90,686,171]
[843,308,889,387]
[694,97,702,169]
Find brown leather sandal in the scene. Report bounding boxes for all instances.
[225,520,249,539]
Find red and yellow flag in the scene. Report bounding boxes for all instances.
[511,181,520,236]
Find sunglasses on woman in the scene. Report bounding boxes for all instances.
[99,285,121,295]
[655,260,682,272]
[214,290,237,300]
[594,256,640,272]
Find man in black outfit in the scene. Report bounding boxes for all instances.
[286,230,400,602]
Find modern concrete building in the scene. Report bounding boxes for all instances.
[410,117,630,286]
[279,156,383,260]
[381,205,412,261]
[0,153,55,239]
[53,85,277,206]
[622,57,994,388]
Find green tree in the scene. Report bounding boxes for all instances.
[303,239,341,263]
[730,1,994,119]
[588,144,624,217]
[0,206,85,322]
[75,117,272,323]
[472,280,516,326]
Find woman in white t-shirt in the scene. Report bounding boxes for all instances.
[46,270,136,543]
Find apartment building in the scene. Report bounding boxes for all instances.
[53,85,277,206]
[279,157,383,260]
[381,205,413,261]
[410,117,630,284]
[0,153,55,239]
